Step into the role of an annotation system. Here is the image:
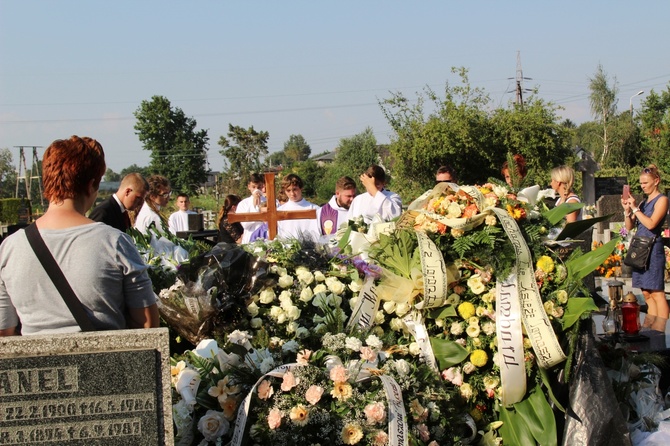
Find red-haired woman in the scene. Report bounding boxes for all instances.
[0,136,159,335]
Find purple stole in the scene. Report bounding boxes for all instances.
[319,202,339,235]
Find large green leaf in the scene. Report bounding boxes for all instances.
[500,385,557,446]
[430,338,469,370]
[555,214,613,241]
[566,238,619,280]
[500,404,535,446]
[543,202,585,226]
[514,385,557,446]
[562,297,599,330]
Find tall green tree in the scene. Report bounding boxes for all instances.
[283,134,311,167]
[588,64,619,164]
[0,149,16,199]
[120,164,152,178]
[134,95,210,194]
[104,168,121,182]
[218,124,269,196]
[333,127,379,178]
[639,86,670,174]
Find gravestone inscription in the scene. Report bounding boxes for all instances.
[0,328,173,445]
[594,177,626,201]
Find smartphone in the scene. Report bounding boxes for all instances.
[623,185,630,200]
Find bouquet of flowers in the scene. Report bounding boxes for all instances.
[164,181,616,445]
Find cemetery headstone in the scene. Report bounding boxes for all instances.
[595,195,623,236]
[594,177,626,202]
[0,328,173,446]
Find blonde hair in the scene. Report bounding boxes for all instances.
[551,165,575,198]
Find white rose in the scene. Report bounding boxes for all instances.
[247,301,259,317]
[286,322,298,334]
[285,305,301,321]
[325,277,345,295]
[295,266,314,285]
[446,202,462,218]
[435,318,445,328]
[395,302,410,317]
[467,275,486,295]
[276,313,287,324]
[375,310,385,324]
[299,287,314,302]
[348,279,363,293]
[269,306,283,320]
[463,362,477,374]
[278,275,294,288]
[450,322,463,336]
[327,293,342,308]
[314,271,326,282]
[279,290,292,304]
[445,293,461,305]
[197,410,229,441]
[383,301,396,314]
[348,296,358,309]
[259,288,275,305]
[313,284,328,295]
[408,342,421,356]
[250,318,263,329]
[270,265,287,276]
[345,337,363,351]
[468,317,480,327]
[390,318,405,332]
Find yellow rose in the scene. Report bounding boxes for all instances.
[458,302,476,320]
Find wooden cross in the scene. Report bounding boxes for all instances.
[227,172,317,240]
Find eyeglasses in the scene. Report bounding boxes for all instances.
[435,179,453,184]
[158,191,172,199]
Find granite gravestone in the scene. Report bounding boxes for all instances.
[0,328,173,446]
[594,177,627,202]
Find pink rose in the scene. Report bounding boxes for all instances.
[281,371,298,392]
[329,365,349,383]
[364,402,386,424]
[441,367,463,386]
[268,408,282,429]
[296,349,312,364]
[417,423,430,441]
[257,379,274,400]
[305,385,324,405]
[360,346,377,362]
[372,430,389,446]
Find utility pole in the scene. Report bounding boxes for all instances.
[14,146,44,207]
[508,51,532,108]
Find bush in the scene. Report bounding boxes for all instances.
[0,198,25,224]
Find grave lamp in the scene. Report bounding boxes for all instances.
[621,292,641,335]
[602,279,624,335]
[629,90,644,117]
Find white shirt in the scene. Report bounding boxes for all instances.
[237,195,262,244]
[347,189,402,224]
[134,202,164,234]
[316,195,350,235]
[168,210,196,234]
[276,198,320,241]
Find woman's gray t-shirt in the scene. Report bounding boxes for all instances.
[0,222,156,334]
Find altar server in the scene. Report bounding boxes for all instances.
[276,174,320,241]
[347,165,402,224]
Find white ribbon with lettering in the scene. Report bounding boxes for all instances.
[403,311,439,371]
[346,277,380,332]
[496,275,527,406]
[415,231,448,309]
[378,375,409,446]
[489,207,566,368]
[231,363,303,446]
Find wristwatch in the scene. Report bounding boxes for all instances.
[631,207,640,215]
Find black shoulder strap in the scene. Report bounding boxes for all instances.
[24,224,96,331]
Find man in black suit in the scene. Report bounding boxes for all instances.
[89,173,148,232]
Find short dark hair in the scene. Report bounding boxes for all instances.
[249,173,265,185]
[176,193,189,200]
[365,165,386,184]
[336,176,356,191]
[281,173,304,190]
[436,165,457,181]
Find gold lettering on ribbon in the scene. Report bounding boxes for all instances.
[489,207,566,368]
[415,232,448,309]
[346,278,379,332]
[496,276,527,405]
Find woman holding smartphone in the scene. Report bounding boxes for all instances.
[622,164,669,330]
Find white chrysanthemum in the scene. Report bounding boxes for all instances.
[394,359,411,376]
[345,337,363,352]
[365,334,383,350]
[450,322,464,336]
[485,214,498,226]
[492,184,507,198]
[482,321,496,336]
[435,318,445,328]
[481,290,495,304]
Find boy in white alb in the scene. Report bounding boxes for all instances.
[168,193,197,234]
[276,174,320,241]
[347,165,402,224]
[236,173,266,243]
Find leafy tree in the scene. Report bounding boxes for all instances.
[588,64,619,164]
[0,149,16,199]
[290,159,325,200]
[283,134,311,167]
[134,95,210,194]
[104,168,121,182]
[266,151,286,169]
[218,124,269,196]
[120,164,152,178]
[333,127,379,179]
[639,86,670,175]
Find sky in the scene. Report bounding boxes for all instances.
[1,1,669,174]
